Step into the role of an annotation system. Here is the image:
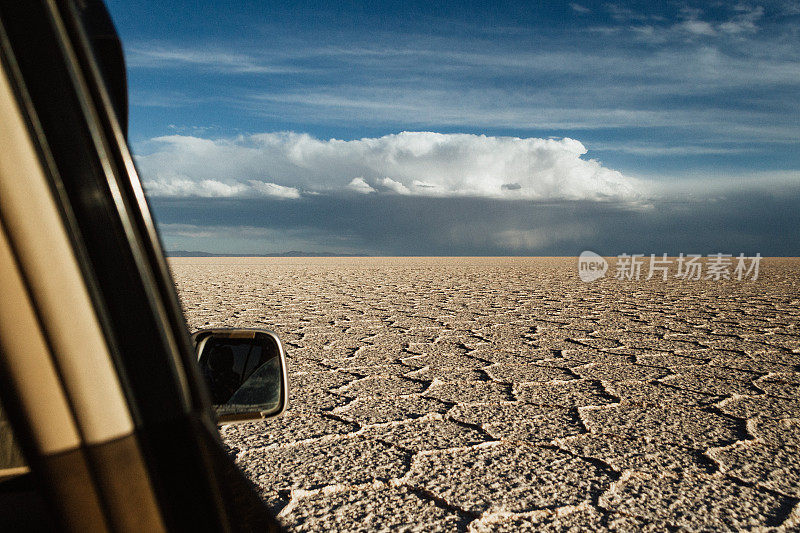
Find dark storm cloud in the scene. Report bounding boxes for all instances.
[150,189,800,256]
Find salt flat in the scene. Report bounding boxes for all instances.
[171,257,800,531]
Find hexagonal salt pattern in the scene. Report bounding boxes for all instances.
[280,483,470,532]
[172,257,800,531]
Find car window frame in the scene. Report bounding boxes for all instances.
[0,0,283,530]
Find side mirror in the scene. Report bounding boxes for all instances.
[192,329,288,423]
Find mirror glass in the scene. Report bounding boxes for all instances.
[195,330,287,422]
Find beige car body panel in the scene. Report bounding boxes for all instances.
[0,54,165,532]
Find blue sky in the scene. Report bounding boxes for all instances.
[106,0,800,255]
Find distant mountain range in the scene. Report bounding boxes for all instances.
[166,250,369,257]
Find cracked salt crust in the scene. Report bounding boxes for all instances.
[172,257,800,531]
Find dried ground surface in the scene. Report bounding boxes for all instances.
[171,257,800,532]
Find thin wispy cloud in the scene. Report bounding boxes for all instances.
[246,89,798,146]
[590,143,759,156]
[126,45,300,74]
[124,26,800,151]
[570,3,592,15]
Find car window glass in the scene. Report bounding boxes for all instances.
[199,338,277,405]
[217,357,282,416]
[0,400,27,480]
[0,401,56,531]
[240,344,265,382]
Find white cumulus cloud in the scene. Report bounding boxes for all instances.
[249,181,301,198]
[136,131,641,201]
[347,177,375,194]
[380,177,411,194]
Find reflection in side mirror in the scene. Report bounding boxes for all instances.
[192,329,288,424]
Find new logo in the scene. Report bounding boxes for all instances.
[578,251,608,282]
